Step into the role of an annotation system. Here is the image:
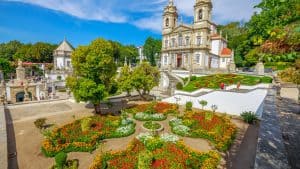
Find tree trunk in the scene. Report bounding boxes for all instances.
[94,103,102,115]
[126,90,131,96]
[137,90,147,101]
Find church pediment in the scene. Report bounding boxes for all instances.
[171,25,192,33]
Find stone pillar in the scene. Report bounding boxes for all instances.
[229,62,236,73]
[255,62,265,76]
[16,60,25,81]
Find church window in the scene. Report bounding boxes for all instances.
[195,54,201,64]
[171,38,175,47]
[164,56,168,65]
[165,40,168,48]
[198,9,203,20]
[166,18,169,27]
[185,37,190,46]
[197,36,202,45]
[178,35,183,46]
[222,58,225,62]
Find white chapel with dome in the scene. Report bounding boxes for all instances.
[160,0,236,72]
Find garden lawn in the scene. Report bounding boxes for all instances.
[182,74,272,92]
[170,111,237,151]
[42,115,135,157]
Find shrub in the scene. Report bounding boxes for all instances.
[205,112,213,121]
[145,138,164,151]
[138,150,152,169]
[185,101,193,111]
[81,118,92,132]
[176,82,183,90]
[57,75,62,81]
[211,105,218,113]
[190,76,197,81]
[199,100,208,110]
[143,121,161,130]
[241,111,258,124]
[173,125,190,136]
[34,118,46,130]
[55,152,67,169]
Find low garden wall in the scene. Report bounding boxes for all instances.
[0,106,8,169]
[174,83,271,97]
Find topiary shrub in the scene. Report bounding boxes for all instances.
[176,82,183,90]
[34,118,47,130]
[185,101,193,111]
[241,111,258,124]
[190,76,197,81]
[81,117,92,132]
[55,152,67,169]
[199,100,208,110]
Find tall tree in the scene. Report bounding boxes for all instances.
[118,65,133,96]
[66,38,117,114]
[143,37,162,66]
[0,58,13,79]
[131,62,160,100]
[120,45,139,65]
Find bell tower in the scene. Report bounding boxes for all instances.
[194,0,212,24]
[162,0,178,35]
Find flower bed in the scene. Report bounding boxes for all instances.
[182,74,273,92]
[134,112,167,121]
[90,133,220,169]
[126,102,179,115]
[143,122,162,130]
[170,112,237,151]
[41,115,136,157]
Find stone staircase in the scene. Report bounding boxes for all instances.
[160,71,183,96]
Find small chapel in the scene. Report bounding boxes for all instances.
[160,0,236,72]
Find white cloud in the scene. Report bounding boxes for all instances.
[6,0,261,32]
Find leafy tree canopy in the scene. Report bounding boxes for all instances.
[131,62,160,100]
[143,37,162,66]
[67,38,117,114]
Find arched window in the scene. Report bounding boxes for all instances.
[165,18,169,27]
[198,9,203,20]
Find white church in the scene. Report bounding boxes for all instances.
[160,0,235,72]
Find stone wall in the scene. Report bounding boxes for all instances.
[0,106,8,169]
[9,86,37,103]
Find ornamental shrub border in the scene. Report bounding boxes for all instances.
[41,116,136,157]
[89,138,220,169]
[169,112,237,151]
[133,112,167,121]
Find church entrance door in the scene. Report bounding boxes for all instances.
[177,54,182,68]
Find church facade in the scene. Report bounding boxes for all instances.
[160,0,235,72]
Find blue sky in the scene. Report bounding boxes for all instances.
[0,0,261,46]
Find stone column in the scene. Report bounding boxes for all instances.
[256,62,265,76]
[16,60,25,81]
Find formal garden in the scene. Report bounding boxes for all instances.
[180,74,273,92]
[38,101,242,169]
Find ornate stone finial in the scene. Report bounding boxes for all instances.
[17,59,23,68]
[169,0,174,6]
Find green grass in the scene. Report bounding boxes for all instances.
[182,74,273,92]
